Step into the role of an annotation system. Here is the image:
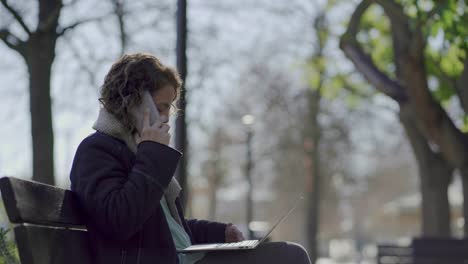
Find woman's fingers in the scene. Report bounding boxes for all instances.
[237,230,245,241]
[140,113,170,145]
[160,124,170,133]
[159,115,169,124]
[152,118,163,129]
[225,224,244,242]
[234,227,244,241]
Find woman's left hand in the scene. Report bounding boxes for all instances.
[225,223,245,242]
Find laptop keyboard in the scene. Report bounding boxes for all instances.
[216,240,258,248]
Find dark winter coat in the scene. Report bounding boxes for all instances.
[70,131,227,264]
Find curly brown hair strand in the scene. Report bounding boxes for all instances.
[99,53,182,133]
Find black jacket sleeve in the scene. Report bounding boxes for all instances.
[70,136,181,241]
[186,219,227,244]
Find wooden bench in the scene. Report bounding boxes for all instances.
[377,244,412,264]
[0,176,92,264]
[377,237,468,264]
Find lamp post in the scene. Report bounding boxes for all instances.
[242,114,255,239]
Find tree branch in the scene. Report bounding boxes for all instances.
[340,0,407,102]
[0,28,26,54]
[340,42,407,101]
[373,0,408,23]
[374,0,417,62]
[343,0,371,38]
[56,14,111,37]
[112,0,127,55]
[0,0,31,35]
[342,1,468,174]
[373,0,468,170]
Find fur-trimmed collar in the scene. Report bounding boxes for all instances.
[93,107,183,224]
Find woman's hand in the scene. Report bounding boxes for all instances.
[138,108,170,145]
[225,223,245,243]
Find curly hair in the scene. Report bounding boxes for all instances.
[99,53,182,133]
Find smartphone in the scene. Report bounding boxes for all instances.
[130,91,160,134]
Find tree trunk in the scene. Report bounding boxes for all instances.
[304,88,321,264]
[207,128,227,221]
[208,182,217,220]
[394,30,454,237]
[25,33,57,186]
[208,161,222,221]
[175,0,188,208]
[389,3,468,237]
[419,162,452,236]
[22,0,62,186]
[304,13,327,263]
[400,106,452,236]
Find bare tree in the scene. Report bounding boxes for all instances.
[0,0,65,185]
[111,0,127,55]
[302,11,327,264]
[202,127,230,220]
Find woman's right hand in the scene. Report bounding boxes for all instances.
[138,108,171,145]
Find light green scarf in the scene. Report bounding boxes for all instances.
[160,196,205,264]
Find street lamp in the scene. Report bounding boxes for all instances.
[242,114,255,239]
[242,114,255,126]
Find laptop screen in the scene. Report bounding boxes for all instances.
[258,194,304,243]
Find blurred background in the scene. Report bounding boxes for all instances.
[0,0,467,263]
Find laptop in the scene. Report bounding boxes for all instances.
[178,194,304,253]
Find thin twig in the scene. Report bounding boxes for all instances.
[0,0,31,35]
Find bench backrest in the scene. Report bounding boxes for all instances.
[412,237,468,264]
[377,244,412,264]
[377,238,468,264]
[0,176,92,264]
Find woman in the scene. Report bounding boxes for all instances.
[70,53,310,264]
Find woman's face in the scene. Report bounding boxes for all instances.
[152,85,176,123]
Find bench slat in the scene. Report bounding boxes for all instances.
[14,225,92,264]
[0,177,85,226]
[377,238,468,264]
